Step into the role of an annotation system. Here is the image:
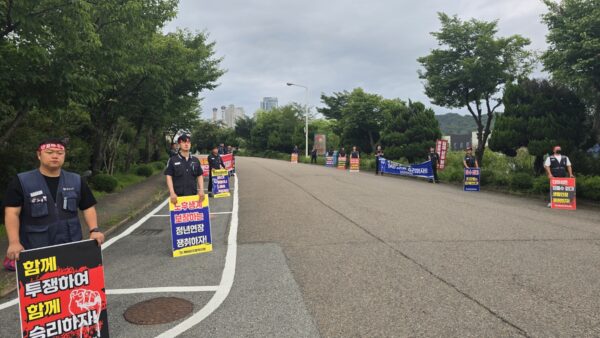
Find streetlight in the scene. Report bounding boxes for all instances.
[286,82,309,158]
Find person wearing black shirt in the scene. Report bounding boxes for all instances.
[350,146,360,158]
[4,138,104,262]
[310,148,317,164]
[463,147,479,168]
[428,146,440,183]
[165,134,204,204]
[374,145,384,175]
[207,145,226,197]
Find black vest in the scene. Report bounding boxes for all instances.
[170,154,202,196]
[464,155,476,168]
[549,156,568,177]
[17,170,82,249]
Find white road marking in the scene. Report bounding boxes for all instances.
[151,214,170,217]
[152,211,232,217]
[107,286,219,295]
[0,298,18,311]
[156,174,239,338]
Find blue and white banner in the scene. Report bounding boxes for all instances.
[379,158,434,179]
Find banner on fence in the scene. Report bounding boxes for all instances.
[291,153,298,163]
[349,158,360,172]
[170,195,212,257]
[17,240,109,338]
[379,158,434,179]
[337,157,346,169]
[436,139,449,170]
[211,169,231,198]
[325,156,334,167]
[550,178,576,210]
[464,168,480,191]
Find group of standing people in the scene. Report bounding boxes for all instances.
[307,145,360,167]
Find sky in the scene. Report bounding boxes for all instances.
[163,0,550,119]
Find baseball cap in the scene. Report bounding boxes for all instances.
[177,134,191,143]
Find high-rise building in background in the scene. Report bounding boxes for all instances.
[260,97,278,111]
[212,107,218,122]
[223,104,246,128]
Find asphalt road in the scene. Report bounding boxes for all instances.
[1,156,600,337]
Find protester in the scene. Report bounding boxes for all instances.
[165,134,204,204]
[350,146,360,159]
[4,138,104,265]
[463,147,479,168]
[292,145,299,154]
[544,145,574,207]
[168,142,179,157]
[375,145,384,175]
[227,145,236,176]
[339,147,346,158]
[207,145,226,197]
[310,148,318,164]
[428,146,440,183]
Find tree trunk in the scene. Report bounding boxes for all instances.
[0,109,28,146]
[125,120,144,171]
[367,131,375,153]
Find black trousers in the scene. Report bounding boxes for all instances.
[432,166,439,182]
[208,171,213,193]
[311,155,317,163]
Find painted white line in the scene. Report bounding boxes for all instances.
[210,211,233,215]
[151,214,170,217]
[107,286,218,295]
[0,199,169,311]
[156,174,239,338]
[0,298,18,311]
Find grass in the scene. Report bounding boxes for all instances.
[91,168,162,199]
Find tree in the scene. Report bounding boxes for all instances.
[489,79,589,174]
[249,105,304,152]
[418,13,533,165]
[380,100,442,162]
[542,0,600,142]
[319,88,385,152]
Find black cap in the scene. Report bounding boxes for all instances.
[177,134,191,143]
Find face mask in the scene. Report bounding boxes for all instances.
[555,151,561,155]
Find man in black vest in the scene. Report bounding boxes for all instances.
[544,145,573,178]
[207,145,226,197]
[165,134,205,205]
[4,138,104,262]
[428,146,440,183]
[463,147,479,168]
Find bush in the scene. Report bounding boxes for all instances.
[480,169,494,186]
[90,174,118,193]
[439,167,463,183]
[492,173,510,187]
[509,172,533,191]
[532,175,550,194]
[578,176,600,201]
[151,161,165,171]
[135,164,154,177]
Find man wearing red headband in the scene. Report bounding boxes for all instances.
[3,138,104,265]
[544,145,574,179]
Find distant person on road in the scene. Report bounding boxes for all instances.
[218,143,226,155]
[544,145,574,179]
[168,142,179,157]
[327,148,334,157]
[339,147,346,158]
[428,146,440,183]
[165,134,204,204]
[375,145,384,175]
[310,148,317,164]
[207,145,226,197]
[4,138,104,265]
[292,145,299,154]
[350,146,360,159]
[463,147,479,168]
[227,145,236,176]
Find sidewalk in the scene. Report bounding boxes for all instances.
[0,172,168,297]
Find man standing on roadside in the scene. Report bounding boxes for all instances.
[4,138,104,264]
[165,134,204,205]
[428,146,440,183]
[544,145,574,179]
[375,145,384,176]
[310,148,317,164]
[207,145,226,198]
[463,147,479,168]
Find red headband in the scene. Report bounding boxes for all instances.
[39,143,65,151]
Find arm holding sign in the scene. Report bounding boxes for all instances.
[5,206,24,261]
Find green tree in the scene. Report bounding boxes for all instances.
[250,105,304,152]
[417,13,533,165]
[542,0,600,142]
[489,79,589,174]
[380,100,442,162]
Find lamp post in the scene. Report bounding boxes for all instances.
[286,82,309,158]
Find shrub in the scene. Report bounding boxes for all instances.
[578,176,600,201]
[439,167,463,183]
[90,174,118,193]
[493,173,510,188]
[509,172,533,191]
[480,169,494,186]
[135,164,154,177]
[532,175,550,194]
[151,161,165,171]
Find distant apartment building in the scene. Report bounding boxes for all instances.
[260,97,278,111]
[222,104,245,129]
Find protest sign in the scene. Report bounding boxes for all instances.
[17,240,109,338]
[197,155,209,177]
[436,139,449,170]
[169,195,212,257]
[221,153,234,172]
[464,168,480,191]
[211,169,231,198]
[550,178,576,210]
[349,158,360,172]
[337,157,346,169]
[291,153,298,163]
[325,156,334,167]
[379,158,433,180]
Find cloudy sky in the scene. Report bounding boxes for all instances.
[164,0,550,119]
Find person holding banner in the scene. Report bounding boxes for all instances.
[350,146,360,159]
[463,147,479,168]
[165,134,205,205]
[207,145,226,197]
[428,146,440,183]
[375,145,384,175]
[4,138,104,262]
[544,145,574,208]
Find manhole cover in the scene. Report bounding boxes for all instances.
[123,297,193,325]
